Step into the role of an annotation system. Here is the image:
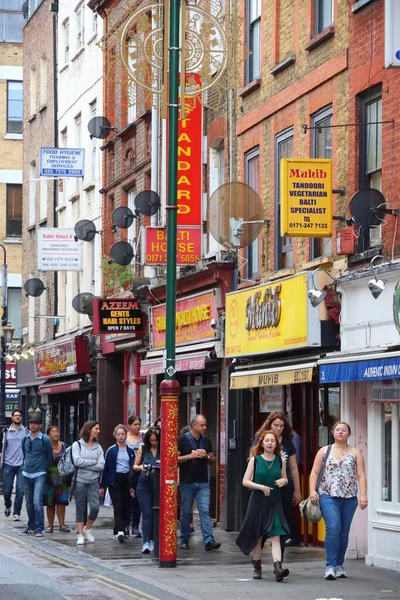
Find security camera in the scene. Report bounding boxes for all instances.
[210,318,217,330]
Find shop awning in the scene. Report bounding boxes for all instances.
[318,349,400,383]
[38,379,82,395]
[140,352,208,377]
[230,362,316,389]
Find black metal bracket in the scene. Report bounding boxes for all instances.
[371,207,399,217]
[333,189,345,196]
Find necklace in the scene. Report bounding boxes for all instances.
[261,455,275,469]
[334,443,350,457]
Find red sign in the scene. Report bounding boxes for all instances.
[151,290,218,350]
[5,363,17,387]
[141,355,206,377]
[175,74,202,227]
[35,340,77,379]
[144,227,202,265]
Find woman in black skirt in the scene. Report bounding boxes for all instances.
[236,430,290,582]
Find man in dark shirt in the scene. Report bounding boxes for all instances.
[178,414,221,551]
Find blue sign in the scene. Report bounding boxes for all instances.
[320,356,400,383]
[40,147,85,177]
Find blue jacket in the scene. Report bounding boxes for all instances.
[22,433,53,474]
[100,444,135,489]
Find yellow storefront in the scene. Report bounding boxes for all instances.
[224,272,339,545]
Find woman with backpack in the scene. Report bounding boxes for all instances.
[72,421,105,545]
[236,430,290,582]
[100,425,135,543]
[130,427,160,554]
[44,426,70,532]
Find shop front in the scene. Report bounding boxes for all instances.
[319,266,400,569]
[224,272,338,538]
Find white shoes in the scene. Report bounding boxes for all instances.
[77,534,85,545]
[13,515,20,521]
[324,566,336,580]
[117,531,125,544]
[142,541,150,554]
[83,527,95,543]
[149,540,154,552]
[335,565,347,578]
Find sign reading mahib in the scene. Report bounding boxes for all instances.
[92,298,144,334]
[280,158,332,237]
[144,227,202,265]
[40,147,85,177]
[38,228,82,271]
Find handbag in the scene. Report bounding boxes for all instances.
[299,444,332,523]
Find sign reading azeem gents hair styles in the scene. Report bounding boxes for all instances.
[280,158,333,237]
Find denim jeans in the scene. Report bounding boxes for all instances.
[23,474,46,532]
[2,464,24,516]
[136,481,154,543]
[179,482,213,546]
[319,494,358,567]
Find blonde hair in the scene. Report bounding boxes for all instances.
[332,421,351,435]
[113,424,128,436]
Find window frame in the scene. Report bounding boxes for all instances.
[275,127,294,270]
[314,0,333,36]
[6,184,22,238]
[245,147,260,280]
[245,0,261,84]
[6,80,23,134]
[75,3,85,49]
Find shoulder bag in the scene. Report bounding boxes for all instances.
[299,444,332,523]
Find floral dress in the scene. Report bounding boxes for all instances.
[45,443,69,506]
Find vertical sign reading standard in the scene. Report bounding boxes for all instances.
[38,228,82,271]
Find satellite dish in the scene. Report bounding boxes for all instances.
[349,189,386,227]
[24,278,46,297]
[74,219,98,242]
[134,191,161,217]
[72,292,95,316]
[112,207,135,229]
[209,182,264,249]
[87,116,115,140]
[110,241,134,266]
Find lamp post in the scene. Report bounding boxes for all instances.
[0,244,8,432]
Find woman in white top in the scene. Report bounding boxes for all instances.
[309,421,367,581]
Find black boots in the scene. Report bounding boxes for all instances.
[273,560,289,582]
[252,559,262,579]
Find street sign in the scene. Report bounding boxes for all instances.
[38,228,82,271]
[92,298,145,334]
[40,147,85,177]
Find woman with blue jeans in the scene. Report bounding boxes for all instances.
[132,427,160,554]
[310,421,367,580]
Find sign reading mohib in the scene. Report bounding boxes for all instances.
[93,299,144,334]
[40,147,85,177]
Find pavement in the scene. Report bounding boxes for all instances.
[1,497,400,600]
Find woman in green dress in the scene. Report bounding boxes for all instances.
[236,430,290,582]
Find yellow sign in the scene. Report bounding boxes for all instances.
[280,158,332,237]
[225,274,310,357]
[230,366,314,389]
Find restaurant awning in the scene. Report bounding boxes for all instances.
[140,341,217,377]
[230,362,317,389]
[38,379,82,395]
[318,349,400,383]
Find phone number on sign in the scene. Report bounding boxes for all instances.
[289,222,328,229]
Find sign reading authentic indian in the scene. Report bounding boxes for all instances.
[35,340,77,379]
[92,298,144,334]
[280,158,332,237]
[225,273,321,357]
[151,290,219,350]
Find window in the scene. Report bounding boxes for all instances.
[40,56,47,106]
[60,128,68,203]
[358,88,382,251]
[6,184,22,237]
[275,128,294,269]
[92,10,97,35]
[311,105,332,259]
[75,113,82,147]
[208,143,224,255]
[29,67,36,116]
[381,403,399,504]
[7,81,23,134]
[127,188,136,222]
[7,288,21,341]
[90,101,97,180]
[39,177,47,220]
[29,161,36,226]
[0,1,24,42]
[76,4,85,49]
[314,0,333,36]
[245,148,260,279]
[246,0,261,83]
[63,19,70,63]
[127,38,137,123]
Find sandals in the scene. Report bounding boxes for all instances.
[59,525,71,532]
[45,526,53,533]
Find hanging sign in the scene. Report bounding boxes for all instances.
[92,298,144,334]
[280,158,332,237]
[40,147,85,177]
[144,227,202,265]
[372,379,400,403]
[38,228,82,271]
[385,0,400,67]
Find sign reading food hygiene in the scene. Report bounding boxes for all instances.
[280,158,332,237]
[92,299,144,334]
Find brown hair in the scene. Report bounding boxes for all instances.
[79,420,99,442]
[46,426,59,435]
[255,411,294,440]
[251,430,281,458]
[332,421,352,436]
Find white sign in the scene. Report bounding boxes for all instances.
[40,147,85,177]
[385,0,400,67]
[38,228,82,271]
[372,379,400,403]
[259,386,283,413]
